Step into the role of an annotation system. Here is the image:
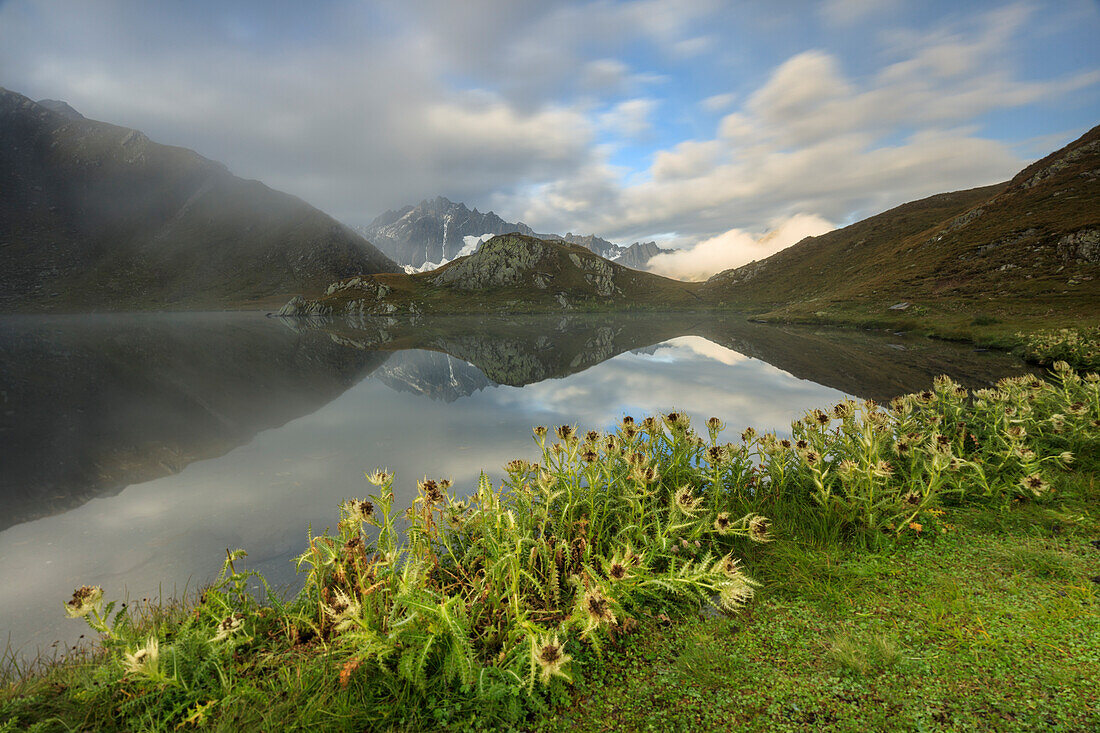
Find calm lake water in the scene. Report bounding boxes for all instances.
[0,312,1035,659]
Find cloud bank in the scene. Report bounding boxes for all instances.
[646,214,836,281]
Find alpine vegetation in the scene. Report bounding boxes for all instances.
[8,365,1099,730]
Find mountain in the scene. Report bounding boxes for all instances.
[702,125,1100,333]
[358,196,664,270]
[0,87,399,312]
[278,233,703,316]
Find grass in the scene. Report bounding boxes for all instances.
[541,469,1100,732]
[2,366,1098,731]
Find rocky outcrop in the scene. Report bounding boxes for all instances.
[430,236,553,289]
[1056,228,1100,264]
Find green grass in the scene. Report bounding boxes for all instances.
[539,468,1100,732]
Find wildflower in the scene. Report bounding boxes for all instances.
[622,415,635,427]
[674,486,700,514]
[584,430,601,444]
[719,579,755,610]
[801,450,821,467]
[705,445,727,465]
[366,469,391,486]
[795,439,809,451]
[324,588,362,632]
[1085,373,1099,383]
[872,460,894,478]
[641,467,660,484]
[779,439,793,450]
[707,417,724,432]
[1052,360,1072,373]
[1067,401,1087,416]
[895,439,911,457]
[505,459,531,476]
[604,435,620,453]
[532,635,572,684]
[642,417,657,432]
[917,390,934,404]
[340,499,374,528]
[1059,451,1074,465]
[534,426,548,439]
[1020,474,1049,497]
[838,460,858,481]
[1006,425,1026,440]
[663,412,687,430]
[932,434,952,454]
[580,588,616,628]
[741,427,757,442]
[715,554,743,578]
[64,585,104,619]
[418,479,444,504]
[748,515,772,542]
[622,426,637,441]
[581,449,598,463]
[713,512,733,534]
[556,425,576,441]
[833,401,856,419]
[122,635,159,675]
[903,490,922,507]
[813,410,831,426]
[213,614,244,642]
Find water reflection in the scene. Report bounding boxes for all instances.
[0,312,1033,659]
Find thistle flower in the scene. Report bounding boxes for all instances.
[713,512,733,534]
[1020,474,1049,497]
[1052,360,1072,373]
[895,439,911,456]
[1067,401,1087,416]
[705,445,727,465]
[833,401,856,419]
[707,416,724,432]
[674,486,699,514]
[213,613,244,642]
[642,417,657,432]
[122,635,159,675]
[795,439,809,451]
[534,425,548,439]
[582,449,598,463]
[812,410,831,426]
[505,459,532,476]
[64,585,104,619]
[608,560,628,581]
[663,412,689,430]
[641,467,659,484]
[324,588,362,632]
[580,588,616,629]
[532,634,573,684]
[779,439,793,450]
[584,430,601,444]
[748,515,771,542]
[872,460,893,478]
[366,469,391,486]
[719,579,755,610]
[340,499,374,528]
[418,479,445,504]
[556,425,575,441]
[622,415,635,427]
[741,427,757,442]
[903,489,922,506]
[800,450,821,467]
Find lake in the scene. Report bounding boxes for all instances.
[0,312,1035,660]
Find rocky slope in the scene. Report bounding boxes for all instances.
[278,233,703,316]
[0,88,399,311]
[702,125,1100,325]
[359,196,663,270]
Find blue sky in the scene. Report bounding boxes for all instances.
[2,0,1098,276]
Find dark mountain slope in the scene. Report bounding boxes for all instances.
[0,88,399,311]
[702,125,1100,329]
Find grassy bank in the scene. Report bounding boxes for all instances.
[2,365,1098,731]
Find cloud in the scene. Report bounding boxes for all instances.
[700,92,737,112]
[820,0,900,26]
[645,214,835,281]
[598,98,658,139]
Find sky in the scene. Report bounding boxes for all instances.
[2,0,1098,277]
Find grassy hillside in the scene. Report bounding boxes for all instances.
[282,233,705,315]
[0,88,398,312]
[702,125,1100,342]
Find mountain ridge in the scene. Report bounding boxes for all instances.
[0,87,399,312]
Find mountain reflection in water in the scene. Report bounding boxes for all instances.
[0,312,1034,658]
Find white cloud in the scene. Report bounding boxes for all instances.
[598,98,659,139]
[700,92,737,112]
[645,214,835,281]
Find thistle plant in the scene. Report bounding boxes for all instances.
[55,364,1098,729]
